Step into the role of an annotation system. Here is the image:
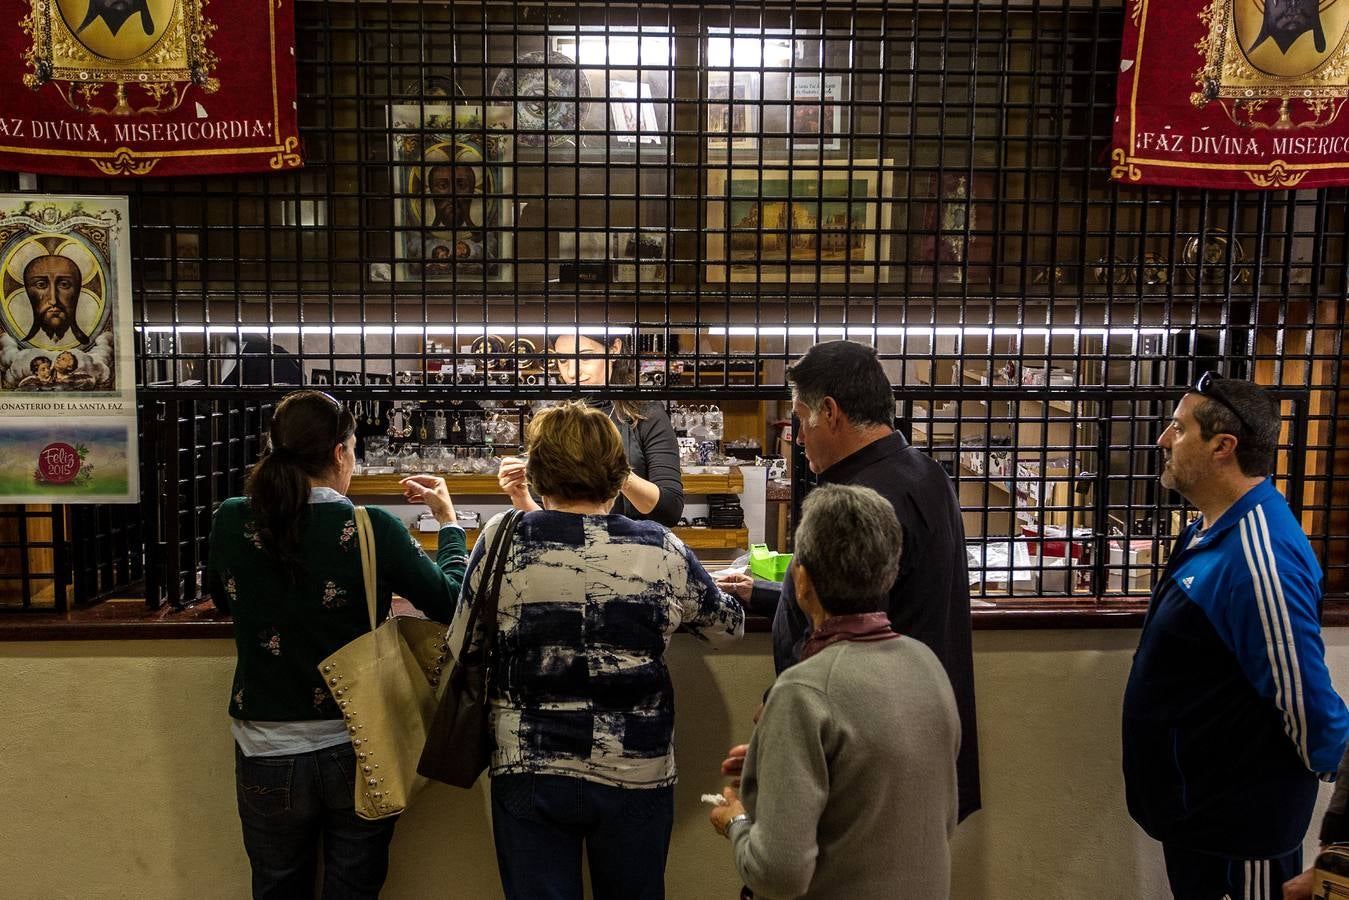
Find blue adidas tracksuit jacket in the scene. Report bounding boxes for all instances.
[1123,478,1349,858]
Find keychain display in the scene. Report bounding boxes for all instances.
[686,405,710,440]
[387,403,412,439]
[705,404,724,441]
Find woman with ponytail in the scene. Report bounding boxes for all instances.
[206,389,467,900]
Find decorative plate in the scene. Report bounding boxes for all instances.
[1182,235,1250,284]
[1091,256,1132,286]
[490,50,590,147]
[402,75,463,99]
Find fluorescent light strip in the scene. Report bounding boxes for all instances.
[136,323,1183,337]
[702,326,1181,338]
[135,324,636,338]
[136,324,1181,339]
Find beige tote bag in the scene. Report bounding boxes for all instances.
[317,506,449,820]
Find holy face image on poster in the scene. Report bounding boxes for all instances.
[389,105,513,282]
[0,196,133,396]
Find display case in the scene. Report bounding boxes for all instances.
[347,469,749,558]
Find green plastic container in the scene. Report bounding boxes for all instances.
[748,544,793,581]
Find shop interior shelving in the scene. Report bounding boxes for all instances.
[347,469,749,554]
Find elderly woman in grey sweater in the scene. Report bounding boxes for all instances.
[710,484,960,900]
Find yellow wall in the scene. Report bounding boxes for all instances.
[3,630,1345,899]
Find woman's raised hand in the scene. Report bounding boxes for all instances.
[497,456,539,511]
[400,475,457,526]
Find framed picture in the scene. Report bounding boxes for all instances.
[390,104,513,282]
[790,74,844,151]
[610,80,661,145]
[169,230,202,282]
[707,72,758,150]
[557,230,610,283]
[611,231,666,283]
[705,160,893,283]
[908,171,996,287]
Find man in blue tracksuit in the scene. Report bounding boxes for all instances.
[1123,374,1349,900]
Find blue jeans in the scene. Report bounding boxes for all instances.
[235,743,398,900]
[490,773,674,900]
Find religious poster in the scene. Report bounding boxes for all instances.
[1112,0,1349,189]
[908,172,996,287]
[790,74,844,151]
[707,72,759,150]
[389,104,513,283]
[0,1,301,177]
[0,194,139,503]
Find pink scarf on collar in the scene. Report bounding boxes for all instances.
[801,612,899,660]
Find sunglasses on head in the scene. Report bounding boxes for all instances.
[313,390,348,450]
[1193,371,1256,438]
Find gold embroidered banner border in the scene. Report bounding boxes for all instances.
[1112,0,1349,190]
[0,1,301,177]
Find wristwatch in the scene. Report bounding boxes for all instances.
[724,813,750,836]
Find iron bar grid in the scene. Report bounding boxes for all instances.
[0,0,1344,608]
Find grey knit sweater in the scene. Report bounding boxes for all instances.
[730,636,960,900]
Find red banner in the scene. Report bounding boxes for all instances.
[1112,0,1349,190]
[0,1,302,177]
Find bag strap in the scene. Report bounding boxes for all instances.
[460,510,522,663]
[479,509,522,649]
[354,506,378,632]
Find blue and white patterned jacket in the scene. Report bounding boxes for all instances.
[447,510,745,788]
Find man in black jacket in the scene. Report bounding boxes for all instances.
[717,339,981,821]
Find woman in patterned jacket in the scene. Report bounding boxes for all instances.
[207,390,468,900]
[444,400,744,900]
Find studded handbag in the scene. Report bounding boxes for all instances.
[1312,844,1349,899]
[317,506,450,820]
[417,509,522,789]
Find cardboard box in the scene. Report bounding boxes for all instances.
[1107,542,1155,593]
[1033,557,1084,595]
[1020,524,1093,593]
[1021,524,1091,562]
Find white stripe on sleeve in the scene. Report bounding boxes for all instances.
[1255,505,1310,767]
[1241,513,1301,757]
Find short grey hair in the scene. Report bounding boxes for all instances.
[794,484,903,615]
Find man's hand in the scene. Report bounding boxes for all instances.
[716,571,753,602]
[720,743,749,787]
[1283,867,1314,900]
[709,786,746,838]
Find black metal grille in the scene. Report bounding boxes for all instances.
[1,1,1345,608]
[0,505,66,611]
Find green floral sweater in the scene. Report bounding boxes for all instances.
[207,497,466,722]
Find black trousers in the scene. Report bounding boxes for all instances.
[1163,843,1301,900]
